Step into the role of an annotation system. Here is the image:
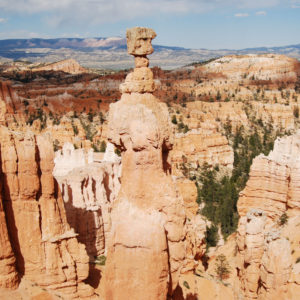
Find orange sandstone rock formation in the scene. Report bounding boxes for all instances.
[171,129,234,175]
[252,102,295,131]
[0,81,25,129]
[53,142,121,257]
[236,131,300,300]
[201,54,298,82]
[186,101,249,133]
[0,181,18,289]
[103,27,205,300]
[238,131,300,223]
[236,210,293,300]
[0,127,94,298]
[0,81,19,115]
[32,59,87,74]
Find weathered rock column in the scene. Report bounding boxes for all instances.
[236,209,266,299]
[104,27,187,299]
[0,181,18,289]
[0,127,95,298]
[236,209,293,300]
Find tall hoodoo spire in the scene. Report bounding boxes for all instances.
[104,27,205,300]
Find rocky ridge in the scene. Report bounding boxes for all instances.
[32,59,87,74]
[3,59,88,75]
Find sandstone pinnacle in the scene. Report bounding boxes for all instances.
[104,27,205,299]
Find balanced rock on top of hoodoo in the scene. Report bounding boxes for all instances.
[120,27,157,94]
[126,27,156,56]
[104,27,206,300]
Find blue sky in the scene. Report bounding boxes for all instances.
[0,0,299,49]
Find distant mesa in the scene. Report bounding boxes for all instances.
[0,37,299,70]
[0,37,127,50]
[31,58,87,74]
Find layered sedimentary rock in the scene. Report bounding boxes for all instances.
[0,127,94,298]
[236,210,293,300]
[236,131,300,299]
[0,81,24,128]
[0,81,20,114]
[53,142,121,257]
[32,59,87,74]
[259,231,292,299]
[41,115,85,146]
[103,27,205,300]
[171,129,234,174]
[201,54,298,82]
[187,101,249,133]
[253,102,295,131]
[238,131,300,222]
[175,177,199,217]
[188,54,300,105]
[284,215,300,299]
[236,209,267,299]
[0,181,18,289]
[170,102,235,177]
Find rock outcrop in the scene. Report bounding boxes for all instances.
[236,209,267,299]
[32,59,87,74]
[252,102,295,131]
[0,127,94,298]
[0,81,24,128]
[201,54,298,82]
[236,131,300,299]
[236,209,293,300]
[171,129,234,175]
[238,131,300,223]
[103,27,205,300]
[186,101,249,133]
[53,142,121,257]
[0,180,18,289]
[0,81,20,115]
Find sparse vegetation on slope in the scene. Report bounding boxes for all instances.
[186,105,292,241]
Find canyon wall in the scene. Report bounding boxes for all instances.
[201,54,298,82]
[172,129,234,175]
[0,173,18,289]
[236,131,300,300]
[0,127,95,298]
[238,131,300,223]
[0,81,25,129]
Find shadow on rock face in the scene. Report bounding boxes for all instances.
[171,285,198,300]
[84,263,102,289]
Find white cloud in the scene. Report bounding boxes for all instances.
[255,10,267,15]
[0,17,7,23]
[291,0,300,7]
[0,30,47,39]
[234,13,249,17]
[0,0,290,27]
